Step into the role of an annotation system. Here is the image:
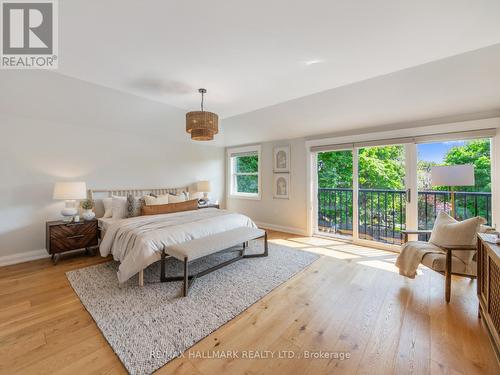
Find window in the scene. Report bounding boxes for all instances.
[228,145,261,199]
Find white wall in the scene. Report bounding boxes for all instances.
[227,118,500,236]
[226,138,308,235]
[0,71,225,263]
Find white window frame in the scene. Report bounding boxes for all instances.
[227,145,262,200]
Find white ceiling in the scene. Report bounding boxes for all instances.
[58,0,500,118]
[222,44,500,145]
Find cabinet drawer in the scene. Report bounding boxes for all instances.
[49,221,98,254]
[50,221,97,239]
[50,234,98,253]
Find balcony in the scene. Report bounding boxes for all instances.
[317,188,492,245]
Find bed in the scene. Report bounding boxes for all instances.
[89,187,257,285]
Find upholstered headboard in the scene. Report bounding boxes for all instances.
[88,187,190,218]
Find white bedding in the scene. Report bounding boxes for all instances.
[100,208,257,283]
[98,217,116,232]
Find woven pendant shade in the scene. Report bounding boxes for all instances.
[191,128,214,141]
[185,88,219,141]
[185,111,219,135]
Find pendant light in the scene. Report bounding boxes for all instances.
[186,88,218,141]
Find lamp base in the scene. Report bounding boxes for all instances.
[61,200,78,222]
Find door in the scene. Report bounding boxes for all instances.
[356,144,409,245]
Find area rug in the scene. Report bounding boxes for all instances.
[66,240,319,375]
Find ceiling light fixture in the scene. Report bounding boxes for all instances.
[186,88,218,141]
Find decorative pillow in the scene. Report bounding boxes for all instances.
[168,193,186,203]
[102,197,113,218]
[429,211,486,265]
[144,194,169,206]
[142,199,198,216]
[111,196,128,219]
[126,194,144,218]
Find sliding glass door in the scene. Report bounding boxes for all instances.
[416,138,492,238]
[358,144,407,245]
[317,149,353,240]
[314,134,493,248]
[315,143,412,246]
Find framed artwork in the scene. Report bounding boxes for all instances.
[273,145,290,172]
[273,173,290,199]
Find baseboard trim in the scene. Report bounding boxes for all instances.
[0,249,50,267]
[255,221,308,236]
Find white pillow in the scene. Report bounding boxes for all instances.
[144,194,169,206]
[102,197,113,218]
[168,194,186,203]
[429,211,486,264]
[112,196,128,219]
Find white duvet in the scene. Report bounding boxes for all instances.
[100,208,257,283]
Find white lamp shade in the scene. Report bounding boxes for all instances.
[53,181,87,200]
[431,165,475,187]
[196,180,212,192]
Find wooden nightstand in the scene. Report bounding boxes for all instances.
[46,219,98,264]
[198,203,220,209]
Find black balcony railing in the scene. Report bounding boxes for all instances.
[318,188,492,245]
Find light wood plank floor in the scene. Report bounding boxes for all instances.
[0,231,498,374]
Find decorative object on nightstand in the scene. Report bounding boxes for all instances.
[46,219,98,264]
[80,199,96,220]
[196,180,212,201]
[53,181,87,222]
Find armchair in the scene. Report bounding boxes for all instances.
[401,229,476,302]
[398,211,490,303]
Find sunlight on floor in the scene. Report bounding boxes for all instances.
[358,259,424,275]
[303,247,360,259]
[269,239,311,248]
[290,237,345,247]
[271,234,418,275]
[326,244,393,258]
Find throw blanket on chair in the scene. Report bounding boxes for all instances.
[396,242,444,279]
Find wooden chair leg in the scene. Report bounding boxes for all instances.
[139,269,144,287]
[445,249,451,303]
[183,257,189,297]
[264,231,268,256]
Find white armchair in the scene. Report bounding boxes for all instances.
[399,212,491,302]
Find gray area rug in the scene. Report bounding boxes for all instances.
[66,240,319,375]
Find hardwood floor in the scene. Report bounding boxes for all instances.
[0,231,498,374]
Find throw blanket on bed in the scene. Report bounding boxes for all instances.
[395,242,443,278]
[100,209,257,283]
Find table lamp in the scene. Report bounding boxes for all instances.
[196,180,212,201]
[431,165,475,218]
[53,181,87,221]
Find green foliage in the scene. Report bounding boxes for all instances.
[318,145,405,189]
[236,155,258,173]
[80,199,94,210]
[443,139,491,192]
[358,146,405,189]
[234,155,259,193]
[317,150,352,188]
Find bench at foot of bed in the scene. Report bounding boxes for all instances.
[159,227,267,296]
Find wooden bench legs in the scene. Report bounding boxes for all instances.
[160,233,268,297]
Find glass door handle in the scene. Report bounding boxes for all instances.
[406,188,411,203]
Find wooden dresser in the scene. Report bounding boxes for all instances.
[477,233,500,361]
[46,219,98,264]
